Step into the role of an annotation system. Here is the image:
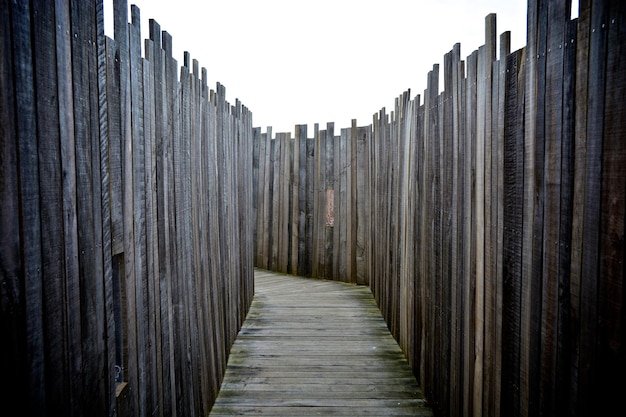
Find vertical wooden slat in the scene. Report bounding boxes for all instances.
[347,119,358,284]
[279,132,291,273]
[540,3,569,416]
[95,2,116,414]
[70,1,107,415]
[291,127,300,275]
[253,128,263,266]
[463,49,478,417]
[270,132,280,271]
[336,129,345,281]
[520,1,546,415]
[129,8,150,416]
[179,54,195,415]
[312,126,321,278]
[325,123,335,280]
[326,129,343,280]
[31,1,69,414]
[493,30,510,417]
[3,1,39,413]
[305,132,315,277]
[355,124,370,285]
[297,124,308,277]
[261,128,273,269]
[399,91,415,366]
[597,1,626,415]
[0,10,29,415]
[501,47,526,417]
[446,42,463,417]
[577,2,609,407]
[143,39,163,417]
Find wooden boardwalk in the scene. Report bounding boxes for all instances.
[209,269,433,416]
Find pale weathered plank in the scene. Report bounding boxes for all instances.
[210,269,433,416]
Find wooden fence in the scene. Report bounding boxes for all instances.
[1,1,254,416]
[252,1,626,416]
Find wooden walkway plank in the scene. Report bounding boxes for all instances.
[210,270,434,416]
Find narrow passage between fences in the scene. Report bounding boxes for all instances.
[209,269,434,416]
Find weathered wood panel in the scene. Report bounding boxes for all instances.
[210,270,434,416]
[6,2,626,417]
[2,2,254,416]
[251,5,625,417]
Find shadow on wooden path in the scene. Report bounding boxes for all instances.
[209,269,433,416]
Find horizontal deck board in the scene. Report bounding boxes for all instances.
[210,269,433,416]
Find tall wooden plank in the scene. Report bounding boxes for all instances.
[279,132,291,273]
[447,43,463,417]
[473,44,487,417]
[577,1,610,405]
[69,1,106,414]
[520,1,546,415]
[420,66,438,402]
[399,92,415,366]
[463,50,478,417]
[409,96,421,374]
[433,91,444,413]
[325,123,335,280]
[501,48,526,417]
[333,129,342,281]
[312,126,321,278]
[113,1,139,415]
[568,5,590,417]
[291,125,307,276]
[95,2,116,414]
[494,31,510,417]
[195,65,213,412]
[355,125,370,285]
[254,128,265,267]
[207,88,227,389]
[187,57,205,413]
[90,4,109,412]
[261,128,273,269]
[106,36,124,257]
[201,77,218,406]
[338,129,347,281]
[270,133,280,271]
[390,104,401,338]
[30,1,71,414]
[305,133,315,277]
[1,1,28,412]
[129,9,151,417]
[150,20,175,416]
[597,1,626,414]
[482,15,497,417]
[379,108,388,312]
[252,127,261,265]
[291,127,301,275]
[419,94,432,401]
[179,56,194,416]
[54,1,83,414]
[297,124,308,277]
[143,41,163,417]
[443,47,457,417]
[347,120,358,284]
[553,19,577,416]
[539,3,568,416]
[164,32,186,417]
[370,112,380,303]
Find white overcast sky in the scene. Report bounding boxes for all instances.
[104,0,541,134]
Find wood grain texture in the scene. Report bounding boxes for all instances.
[210,270,433,416]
